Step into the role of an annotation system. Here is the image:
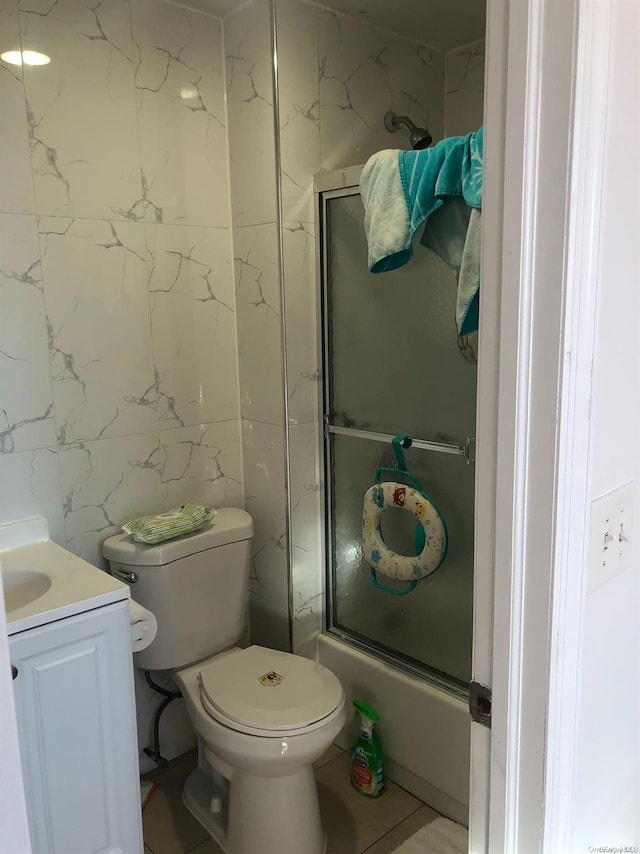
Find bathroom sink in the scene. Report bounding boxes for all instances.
[2,569,52,613]
[0,519,130,635]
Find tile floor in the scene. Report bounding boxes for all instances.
[142,745,441,854]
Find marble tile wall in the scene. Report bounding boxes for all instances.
[0,0,241,771]
[273,0,448,653]
[0,0,241,564]
[317,8,445,171]
[445,40,485,138]
[225,0,291,652]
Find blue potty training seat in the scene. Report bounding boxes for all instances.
[362,437,448,595]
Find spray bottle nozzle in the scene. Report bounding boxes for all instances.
[353,700,379,734]
[353,700,379,721]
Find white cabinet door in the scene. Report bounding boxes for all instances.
[10,600,143,854]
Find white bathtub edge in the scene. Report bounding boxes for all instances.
[316,634,470,812]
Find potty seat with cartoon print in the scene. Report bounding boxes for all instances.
[362,436,448,595]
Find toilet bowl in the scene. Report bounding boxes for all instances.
[102,509,346,854]
[176,647,346,854]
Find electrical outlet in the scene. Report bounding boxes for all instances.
[588,482,635,594]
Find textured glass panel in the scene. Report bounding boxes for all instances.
[330,433,474,685]
[325,192,477,686]
[327,194,477,441]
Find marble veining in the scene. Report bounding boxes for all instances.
[445,40,485,137]
[318,9,445,171]
[0,4,35,214]
[0,447,66,545]
[146,223,239,427]
[241,418,289,618]
[19,0,142,220]
[446,41,485,96]
[158,422,243,509]
[225,0,278,227]
[233,224,284,426]
[39,216,162,444]
[59,419,243,568]
[59,433,165,567]
[0,213,56,453]
[131,0,231,227]
[283,221,321,426]
[275,0,321,223]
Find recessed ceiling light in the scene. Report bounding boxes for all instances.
[1,49,51,66]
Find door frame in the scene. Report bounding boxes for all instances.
[472,0,585,850]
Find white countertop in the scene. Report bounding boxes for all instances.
[2,539,129,636]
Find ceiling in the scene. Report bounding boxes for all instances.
[301,0,486,51]
[173,0,486,51]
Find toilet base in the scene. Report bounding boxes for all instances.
[183,769,229,851]
[183,764,327,854]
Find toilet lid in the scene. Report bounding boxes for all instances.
[198,646,344,732]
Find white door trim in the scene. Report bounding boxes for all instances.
[472,0,581,850]
[467,0,509,847]
[543,0,613,847]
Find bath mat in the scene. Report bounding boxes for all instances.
[391,817,468,854]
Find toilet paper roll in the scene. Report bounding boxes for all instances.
[129,597,158,653]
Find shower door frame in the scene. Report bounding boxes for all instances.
[316,174,472,702]
[315,176,360,678]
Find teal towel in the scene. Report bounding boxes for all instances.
[399,128,483,245]
[360,128,483,337]
[418,198,480,339]
[457,208,481,339]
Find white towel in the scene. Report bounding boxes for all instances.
[391,817,468,854]
[360,149,411,273]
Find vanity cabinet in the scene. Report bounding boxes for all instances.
[10,599,143,854]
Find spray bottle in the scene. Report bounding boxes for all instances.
[350,700,385,797]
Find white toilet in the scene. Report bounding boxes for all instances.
[103,508,346,854]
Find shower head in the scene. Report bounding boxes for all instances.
[384,110,433,150]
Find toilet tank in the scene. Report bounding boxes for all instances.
[102,508,253,671]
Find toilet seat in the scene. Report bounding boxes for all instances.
[198,646,345,737]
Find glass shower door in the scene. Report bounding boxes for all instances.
[322,189,478,692]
